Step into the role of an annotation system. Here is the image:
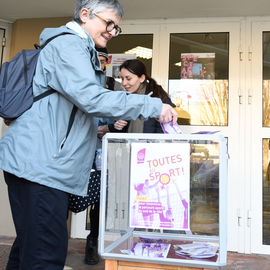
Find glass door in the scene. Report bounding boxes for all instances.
[249,20,270,254]
[158,20,243,252]
[71,19,248,255]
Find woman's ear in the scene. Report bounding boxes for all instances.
[80,8,91,23]
[140,74,146,83]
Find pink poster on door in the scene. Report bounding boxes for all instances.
[129,143,190,230]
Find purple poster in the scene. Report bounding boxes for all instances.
[129,143,190,230]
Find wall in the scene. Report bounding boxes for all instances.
[0,17,71,237]
[9,17,71,59]
[0,20,14,237]
[0,121,15,237]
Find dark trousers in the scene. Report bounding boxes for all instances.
[89,202,100,238]
[4,171,69,270]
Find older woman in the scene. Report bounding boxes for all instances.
[0,0,177,269]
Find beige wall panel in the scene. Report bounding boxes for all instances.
[0,123,15,237]
[1,17,71,237]
[0,170,15,237]
[10,17,71,58]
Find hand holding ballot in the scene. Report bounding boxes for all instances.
[158,104,178,124]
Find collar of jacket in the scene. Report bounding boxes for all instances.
[66,21,88,39]
[66,21,101,71]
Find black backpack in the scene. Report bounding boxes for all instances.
[0,32,72,121]
[0,32,77,146]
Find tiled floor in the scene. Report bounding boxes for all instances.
[0,236,105,270]
[1,236,270,270]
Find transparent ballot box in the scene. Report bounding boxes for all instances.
[99,133,227,269]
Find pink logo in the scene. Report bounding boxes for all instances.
[137,148,146,164]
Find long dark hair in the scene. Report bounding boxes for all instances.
[119,59,169,103]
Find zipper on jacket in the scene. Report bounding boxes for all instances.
[59,137,67,151]
[58,105,78,151]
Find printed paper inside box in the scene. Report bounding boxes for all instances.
[129,143,190,230]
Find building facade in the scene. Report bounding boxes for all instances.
[1,15,270,256]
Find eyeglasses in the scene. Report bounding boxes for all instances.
[93,13,122,36]
[99,59,107,64]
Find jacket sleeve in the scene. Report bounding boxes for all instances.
[35,34,162,121]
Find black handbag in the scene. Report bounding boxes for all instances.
[68,169,101,213]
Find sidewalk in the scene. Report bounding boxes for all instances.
[1,236,270,270]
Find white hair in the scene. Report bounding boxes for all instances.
[73,0,124,24]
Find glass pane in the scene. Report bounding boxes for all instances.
[100,135,227,268]
[263,32,270,127]
[107,34,153,75]
[104,138,221,238]
[168,33,229,126]
[190,142,220,235]
[263,139,270,245]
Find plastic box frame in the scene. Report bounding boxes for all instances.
[99,133,228,269]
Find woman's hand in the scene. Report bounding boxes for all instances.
[114,120,128,130]
[97,125,109,139]
[158,104,178,124]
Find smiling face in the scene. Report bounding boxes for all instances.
[80,8,121,48]
[119,67,145,93]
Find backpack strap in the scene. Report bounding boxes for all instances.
[40,32,73,49]
[33,88,56,102]
[36,33,77,144]
[34,32,72,50]
[33,32,74,102]
[34,43,41,49]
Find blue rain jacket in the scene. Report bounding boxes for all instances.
[0,23,162,196]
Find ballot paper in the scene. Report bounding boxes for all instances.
[121,238,171,258]
[161,120,219,135]
[161,121,183,134]
[174,242,218,258]
[130,242,171,258]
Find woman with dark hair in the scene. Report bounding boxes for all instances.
[120,59,171,102]
[114,59,174,133]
